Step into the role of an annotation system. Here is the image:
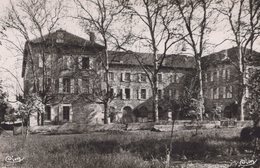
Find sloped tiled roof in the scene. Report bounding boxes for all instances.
[108,51,196,68]
[29,29,104,49]
[202,47,260,69]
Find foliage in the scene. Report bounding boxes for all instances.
[240,127,253,142]
[247,69,260,126]
[17,94,45,125]
[0,80,8,122]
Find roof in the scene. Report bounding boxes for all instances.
[202,47,260,68]
[29,29,104,48]
[108,51,196,69]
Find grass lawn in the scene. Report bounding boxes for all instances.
[0,128,254,168]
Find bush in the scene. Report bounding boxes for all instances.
[240,127,253,142]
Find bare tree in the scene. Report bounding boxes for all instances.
[216,0,260,121]
[74,0,130,124]
[173,0,216,120]
[118,0,186,122]
[1,0,66,125]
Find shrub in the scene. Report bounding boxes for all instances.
[240,127,253,142]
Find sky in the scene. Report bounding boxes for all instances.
[0,0,259,102]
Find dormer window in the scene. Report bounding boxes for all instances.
[56,32,64,43]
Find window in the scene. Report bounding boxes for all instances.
[169,89,172,99]
[175,89,179,99]
[45,105,51,120]
[125,73,131,82]
[213,87,219,99]
[56,32,64,43]
[226,69,231,80]
[227,86,232,98]
[125,88,131,99]
[46,78,52,90]
[171,74,179,83]
[135,74,140,82]
[63,106,70,121]
[63,78,70,93]
[110,88,114,97]
[158,89,162,99]
[222,69,226,80]
[82,57,90,69]
[108,72,114,81]
[55,79,59,92]
[210,88,214,99]
[140,73,146,82]
[62,56,72,69]
[82,78,90,93]
[158,74,162,83]
[141,89,146,99]
[204,73,208,82]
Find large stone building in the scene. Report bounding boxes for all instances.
[202,47,260,120]
[22,30,260,125]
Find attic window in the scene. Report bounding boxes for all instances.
[56,32,64,43]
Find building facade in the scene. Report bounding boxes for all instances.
[202,47,260,120]
[22,30,260,125]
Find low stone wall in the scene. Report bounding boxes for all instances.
[28,120,253,134]
[152,121,221,132]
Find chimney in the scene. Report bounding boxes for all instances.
[89,32,95,43]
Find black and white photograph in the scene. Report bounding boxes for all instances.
[0,0,260,167]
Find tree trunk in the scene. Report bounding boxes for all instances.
[153,87,159,122]
[153,51,159,123]
[104,102,109,124]
[197,58,204,120]
[104,49,110,124]
[239,46,245,121]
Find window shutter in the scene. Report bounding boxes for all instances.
[59,78,63,93]
[222,87,226,98]
[78,78,82,93]
[89,58,94,69]
[210,71,214,81]
[71,79,74,93]
[176,74,180,83]
[121,87,125,99]
[121,73,125,82]
[78,56,82,69]
[136,89,140,99]
[69,107,73,122]
[216,87,219,99]
[216,70,220,79]
[210,88,214,99]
